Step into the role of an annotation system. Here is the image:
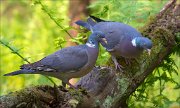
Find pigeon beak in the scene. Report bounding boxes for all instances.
[146,49,151,56]
[102,38,107,44]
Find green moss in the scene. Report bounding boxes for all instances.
[116,77,129,93]
[139,16,157,35]
[95,99,101,107]
[102,77,129,108]
[103,96,114,108]
[68,99,79,108]
[69,89,84,103]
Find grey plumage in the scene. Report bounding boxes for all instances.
[4,31,106,88]
[76,16,152,71]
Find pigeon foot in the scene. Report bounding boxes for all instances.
[112,56,124,72]
[67,82,78,89]
[125,58,132,65]
[62,81,77,89]
[115,62,124,72]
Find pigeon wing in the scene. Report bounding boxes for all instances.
[21,45,88,73]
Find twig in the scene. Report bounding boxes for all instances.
[37,0,74,39]
[0,40,30,64]
[0,38,57,86]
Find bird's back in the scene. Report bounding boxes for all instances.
[93,22,142,42]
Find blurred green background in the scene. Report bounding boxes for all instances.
[0,0,179,107]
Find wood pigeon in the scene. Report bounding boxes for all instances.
[76,16,152,71]
[4,31,107,88]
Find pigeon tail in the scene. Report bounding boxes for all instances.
[75,20,91,30]
[89,15,115,22]
[89,15,106,22]
[4,69,35,76]
[87,17,96,26]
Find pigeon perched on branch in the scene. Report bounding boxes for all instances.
[76,16,152,71]
[4,31,107,88]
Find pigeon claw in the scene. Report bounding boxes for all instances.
[125,58,132,66]
[112,56,124,72]
[62,81,77,89]
[67,82,78,89]
[115,62,124,72]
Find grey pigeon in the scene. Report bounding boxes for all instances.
[76,16,152,71]
[4,31,107,88]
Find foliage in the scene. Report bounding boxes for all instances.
[89,0,166,28]
[0,38,30,63]
[0,37,57,85]
[0,0,69,95]
[34,0,73,39]
[128,54,180,108]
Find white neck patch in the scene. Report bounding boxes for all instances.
[131,38,137,47]
[86,42,96,48]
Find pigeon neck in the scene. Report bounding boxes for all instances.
[132,37,147,49]
[131,38,137,47]
[86,40,99,48]
[131,37,143,49]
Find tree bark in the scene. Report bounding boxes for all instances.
[0,0,179,108]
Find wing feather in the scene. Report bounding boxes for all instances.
[21,45,88,73]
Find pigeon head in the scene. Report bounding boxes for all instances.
[132,37,152,55]
[86,31,106,48]
[92,31,106,40]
